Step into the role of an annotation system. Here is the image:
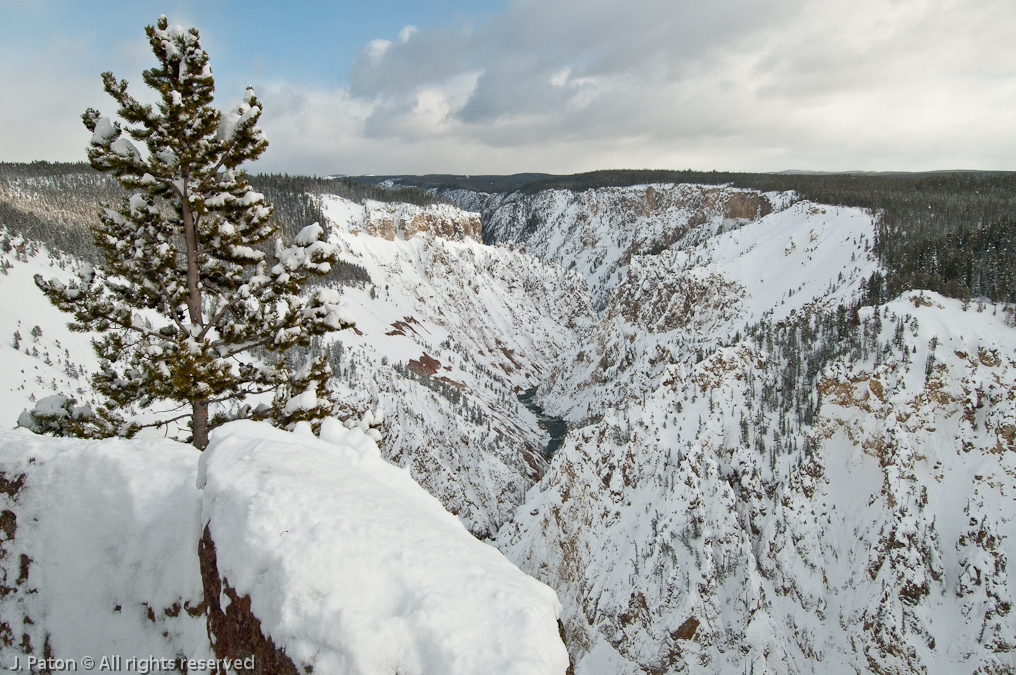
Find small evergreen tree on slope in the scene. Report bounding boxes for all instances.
[32,16,353,449]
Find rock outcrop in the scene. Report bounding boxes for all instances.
[362,201,482,242]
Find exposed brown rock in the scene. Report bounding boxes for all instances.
[404,211,482,241]
[558,620,576,675]
[643,186,664,216]
[673,616,700,640]
[0,510,15,541]
[724,191,772,220]
[407,352,441,377]
[386,316,422,337]
[437,376,466,390]
[0,473,25,500]
[1000,425,1016,450]
[365,215,397,240]
[979,348,1002,367]
[16,555,29,585]
[199,525,300,675]
[499,345,523,372]
[364,206,482,242]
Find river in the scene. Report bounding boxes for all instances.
[517,387,568,459]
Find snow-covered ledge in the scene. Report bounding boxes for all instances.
[0,431,209,665]
[0,422,569,674]
[198,420,569,674]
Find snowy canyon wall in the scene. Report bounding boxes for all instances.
[0,192,595,540]
[357,200,482,242]
[446,183,779,311]
[309,196,595,537]
[500,293,1016,674]
[440,182,1016,674]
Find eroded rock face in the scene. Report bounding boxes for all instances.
[199,526,300,675]
[364,202,482,242]
[478,184,780,310]
[319,195,598,537]
[321,195,484,243]
[722,190,772,220]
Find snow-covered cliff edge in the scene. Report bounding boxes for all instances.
[0,422,570,673]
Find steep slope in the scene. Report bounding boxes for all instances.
[303,196,595,537]
[813,294,1016,673]
[502,299,1016,674]
[539,199,878,424]
[459,183,781,311]
[491,182,1016,673]
[0,236,102,426]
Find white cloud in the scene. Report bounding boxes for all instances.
[259,0,1012,173]
[0,40,102,163]
[362,38,393,64]
[4,0,1014,174]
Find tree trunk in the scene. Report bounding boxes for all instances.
[193,399,209,450]
[182,176,209,451]
[181,177,203,327]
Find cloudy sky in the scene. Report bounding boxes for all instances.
[1,0,1012,175]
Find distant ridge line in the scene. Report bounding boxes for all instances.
[343,168,1016,196]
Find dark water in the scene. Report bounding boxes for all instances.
[518,387,568,458]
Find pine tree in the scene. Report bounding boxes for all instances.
[34,16,353,449]
[957,505,1014,652]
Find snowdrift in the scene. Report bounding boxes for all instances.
[200,421,569,674]
[0,421,569,674]
[0,430,209,664]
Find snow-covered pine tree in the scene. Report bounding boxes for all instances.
[34,16,353,449]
